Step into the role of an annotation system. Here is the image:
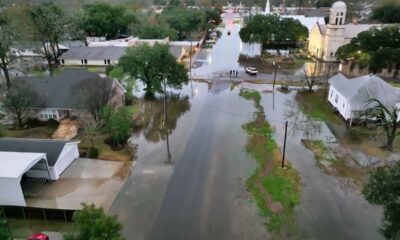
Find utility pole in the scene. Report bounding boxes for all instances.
[163,77,172,164]
[281,121,288,168]
[273,61,278,91]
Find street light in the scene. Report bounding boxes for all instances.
[272,61,280,91]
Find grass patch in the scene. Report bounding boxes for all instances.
[239,88,261,105]
[4,126,58,139]
[8,218,71,238]
[296,89,342,124]
[240,90,300,236]
[301,139,335,163]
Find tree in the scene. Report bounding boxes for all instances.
[83,3,136,39]
[336,26,400,79]
[2,81,42,128]
[160,7,204,40]
[0,24,16,89]
[73,78,111,123]
[372,4,400,23]
[119,43,188,98]
[67,8,88,46]
[64,203,124,240]
[0,218,12,240]
[104,107,133,148]
[363,161,400,239]
[364,98,399,151]
[29,3,67,74]
[302,61,319,92]
[239,15,308,49]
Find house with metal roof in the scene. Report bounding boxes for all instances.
[0,138,79,206]
[6,69,125,122]
[328,73,400,123]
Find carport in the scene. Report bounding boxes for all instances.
[0,152,50,206]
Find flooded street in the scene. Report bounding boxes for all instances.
[257,87,383,240]
[110,11,383,240]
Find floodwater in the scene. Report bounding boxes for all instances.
[110,81,268,240]
[110,12,383,240]
[192,12,339,81]
[254,85,383,240]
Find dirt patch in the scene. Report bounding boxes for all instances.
[302,139,367,187]
[52,119,79,140]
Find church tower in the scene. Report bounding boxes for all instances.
[323,1,346,61]
[265,0,270,15]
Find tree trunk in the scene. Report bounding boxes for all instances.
[0,65,11,89]
[386,121,397,151]
[17,112,23,129]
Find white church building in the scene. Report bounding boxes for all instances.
[308,1,386,61]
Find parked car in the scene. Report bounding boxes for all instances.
[245,67,258,75]
[28,233,49,240]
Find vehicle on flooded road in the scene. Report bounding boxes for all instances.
[245,66,258,75]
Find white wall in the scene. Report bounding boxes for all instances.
[308,25,324,58]
[328,85,351,120]
[61,59,119,66]
[0,177,26,206]
[52,143,79,180]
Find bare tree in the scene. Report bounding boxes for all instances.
[29,3,66,75]
[364,98,399,151]
[2,82,42,128]
[73,78,111,123]
[302,61,319,92]
[0,25,17,89]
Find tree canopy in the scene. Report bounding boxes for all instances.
[363,161,400,239]
[336,26,400,78]
[83,2,136,39]
[239,15,308,47]
[64,203,124,240]
[371,3,400,23]
[119,43,188,98]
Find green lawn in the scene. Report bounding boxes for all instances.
[296,89,342,124]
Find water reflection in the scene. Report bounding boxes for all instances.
[134,93,191,143]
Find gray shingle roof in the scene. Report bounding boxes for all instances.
[329,73,400,110]
[13,69,114,109]
[58,47,127,60]
[0,138,76,166]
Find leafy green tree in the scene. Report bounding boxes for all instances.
[29,3,67,74]
[119,43,188,98]
[239,15,308,48]
[372,4,400,23]
[363,161,400,239]
[132,22,178,40]
[105,107,133,148]
[160,7,204,40]
[64,203,124,240]
[83,3,136,39]
[0,218,12,240]
[336,26,400,78]
[204,8,222,26]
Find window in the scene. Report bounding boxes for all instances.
[335,94,338,103]
[61,59,65,64]
[107,59,111,65]
[343,103,345,108]
[104,60,107,65]
[335,18,338,25]
[340,12,343,16]
[330,52,334,57]
[84,59,88,64]
[330,90,333,98]
[81,59,84,64]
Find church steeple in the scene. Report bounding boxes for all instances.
[265,0,270,14]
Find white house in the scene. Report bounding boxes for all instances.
[58,46,127,66]
[328,73,400,123]
[0,138,79,207]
